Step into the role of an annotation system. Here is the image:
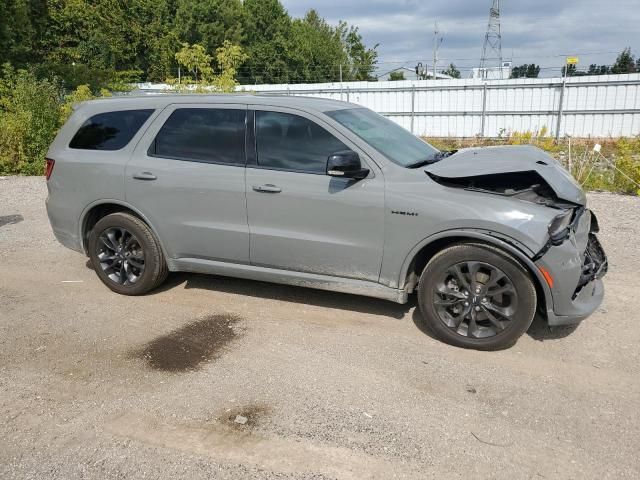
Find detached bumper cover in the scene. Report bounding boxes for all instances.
[536,210,608,326]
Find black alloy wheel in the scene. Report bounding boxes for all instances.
[433,261,518,339]
[96,227,145,286]
[418,243,537,351]
[88,212,168,295]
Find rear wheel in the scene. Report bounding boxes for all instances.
[417,243,536,350]
[88,213,168,295]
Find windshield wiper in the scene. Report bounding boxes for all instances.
[406,150,458,169]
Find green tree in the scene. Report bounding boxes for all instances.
[588,64,611,75]
[287,10,349,83]
[526,64,540,78]
[561,64,584,77]
[38,0,162,87]
[175,43,213,83]
[611,48,637,74]
[241,0,291,84]
[341,23,378,81]
[119,0,179,82]
[175,0,244,56]
[511,64,540,78]
[211,41,248,92]
[389,71,405,81]
[0,0,49,67]
[0,0,380,87]
[441,63,461,79]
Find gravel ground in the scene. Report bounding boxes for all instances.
[1,176,639,479]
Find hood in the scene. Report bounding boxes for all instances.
[424,145,586,206]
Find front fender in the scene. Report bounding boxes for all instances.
[396,229,555,319]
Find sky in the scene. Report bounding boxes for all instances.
[281,0,640,78]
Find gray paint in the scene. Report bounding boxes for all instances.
[246,104,385,282]
[125,103,250,263]
[45,94,605,327]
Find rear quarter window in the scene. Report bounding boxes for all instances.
[69,109,154,151]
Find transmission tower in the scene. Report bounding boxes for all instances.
[480,0,504,79]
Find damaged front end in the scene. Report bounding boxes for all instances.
[426,170,577,209]
[424,145,608,326]
[424,145,587,206]
[533,208,608,326]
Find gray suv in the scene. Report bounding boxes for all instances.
[45,95,607,350]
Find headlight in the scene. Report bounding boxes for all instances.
[548,210,574,243]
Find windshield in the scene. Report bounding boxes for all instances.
[326,108,440,167]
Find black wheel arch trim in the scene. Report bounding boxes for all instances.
[78,199,170,264]
[398,229,555,321]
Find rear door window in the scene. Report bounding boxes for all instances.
[150,108,246,165]
[69,109,154,151]
[255,111,348,174]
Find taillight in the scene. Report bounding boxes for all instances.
[45,158,55,181]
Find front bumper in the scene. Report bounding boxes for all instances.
[536,210,608,327]
[546,278,605,326]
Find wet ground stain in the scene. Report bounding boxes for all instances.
[0,214,23,228]
[131,314,242,372]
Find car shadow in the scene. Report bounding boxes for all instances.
[526,314,580,341]
[153,272,416,320]
[0,214,24,228]
[410,308,580,345]
[94,264,580,341]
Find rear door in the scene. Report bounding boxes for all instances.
[245,106,385,282]
[125,104,249,263]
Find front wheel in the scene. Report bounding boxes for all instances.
[417,243,537,351]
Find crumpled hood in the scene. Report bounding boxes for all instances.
[424,145,586,205]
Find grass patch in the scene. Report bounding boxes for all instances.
[426,132,640,196]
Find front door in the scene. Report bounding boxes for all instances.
[125,104,249,263]
[245,106,385,282]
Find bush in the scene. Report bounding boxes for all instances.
[607,137,640,195]
[0,64,112,176]
[427,132,640,196]
[0,66,62,175]
[31,62,112,92]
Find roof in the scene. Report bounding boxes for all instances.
[79,94,357,114]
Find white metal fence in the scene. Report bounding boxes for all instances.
[245,74,640,139]
[137,74,640,138]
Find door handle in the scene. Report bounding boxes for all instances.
[133,172,157,181]
[252,184,282,193]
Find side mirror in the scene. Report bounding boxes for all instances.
[326,150,370,179]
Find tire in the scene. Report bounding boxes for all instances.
[88,212,168,295]
[417,243,536,351]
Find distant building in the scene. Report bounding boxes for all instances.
[472,61,512,80]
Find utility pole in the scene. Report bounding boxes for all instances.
[556,57,578,140]
[433,21,442,80]
[480,0,503,80]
